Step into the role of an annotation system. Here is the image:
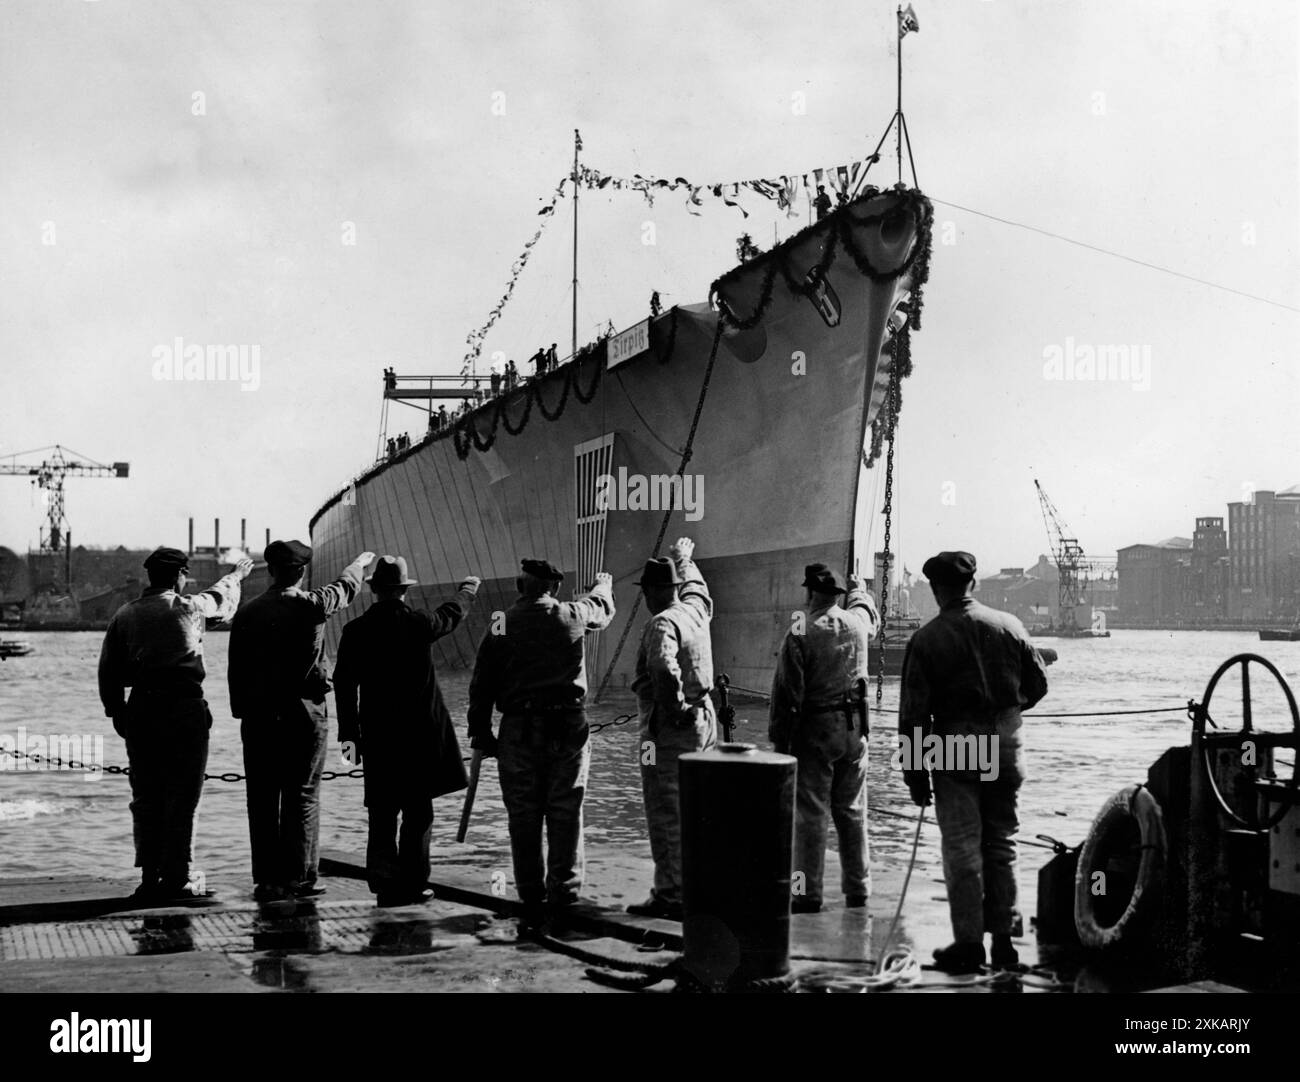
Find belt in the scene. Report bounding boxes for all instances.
[510,700,584,714]
[130,684,203,700]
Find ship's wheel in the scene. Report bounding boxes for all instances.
[1189,652,1300,830]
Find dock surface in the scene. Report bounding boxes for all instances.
[0,844,1054,994]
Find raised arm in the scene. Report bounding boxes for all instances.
[843,577,881,640]
[418,576,481,641]
[564,571,615,631]
[304,552,374,619]
[670,538,711,621]
[189,559,253,621]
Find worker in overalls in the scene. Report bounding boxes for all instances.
[770,563,879,914]
[98,547,253,900]
[629,537,716,922]
[228,540,374,901]
[899,550,1049,972]
[467,559,614,927]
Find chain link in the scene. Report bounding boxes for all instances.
[876,332,901,709]
[1,716,643,781]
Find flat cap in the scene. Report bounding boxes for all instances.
[143,546,189,572]
[520,558,563,583]
[264,539,313,568]
[802,562,847,594]
[922,550,977,583]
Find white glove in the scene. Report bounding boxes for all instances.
[670,537,694,562]
[458,575,482,597]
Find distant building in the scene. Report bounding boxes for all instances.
[1117,537,1192,623]
[1185,516,1229,621]
[976,565,1056,628]
[1227,487,1300,622]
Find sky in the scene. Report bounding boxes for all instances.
[1,0,1296,576]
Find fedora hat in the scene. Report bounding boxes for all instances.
[637,557,682,588]
[367,554,418,587]
[802,562,847,595]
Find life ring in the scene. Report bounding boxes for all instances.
[1073,784,1166,950]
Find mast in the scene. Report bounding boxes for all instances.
[571,128,581,361]
[896,6,903,184]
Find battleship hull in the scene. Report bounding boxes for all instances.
[310,189,931,692]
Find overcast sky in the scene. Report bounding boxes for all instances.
[1,0,1296,575]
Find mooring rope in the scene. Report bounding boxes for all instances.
[592,318,728,703]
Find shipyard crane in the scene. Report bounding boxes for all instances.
[1034,478,1087,632]
[0,445,130,595]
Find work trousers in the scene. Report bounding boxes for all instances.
[365,791,434,896]
[240,699,329,891]
[496,709,590,905]
[932,773,1021,942]
[638,699,718,905]
[123,691,211,889]
[792,710,869,905]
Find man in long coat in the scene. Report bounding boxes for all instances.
[333,555,481,906]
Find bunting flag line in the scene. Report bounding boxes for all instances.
[461,176,569,379]
[573,152,885,219]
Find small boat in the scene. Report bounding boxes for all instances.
[1258,627,1300,642]
[0,639,34,658]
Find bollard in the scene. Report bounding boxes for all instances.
[679,744,796,991]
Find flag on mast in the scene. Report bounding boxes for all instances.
[899,3,919,37]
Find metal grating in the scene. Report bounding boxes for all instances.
[0,901,452,962]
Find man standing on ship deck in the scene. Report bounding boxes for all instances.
[333,556,480,906]
[899,550,1049,973]
[629,536,716,922]
[770,563,879,914]
[98,547,253,900]
[227,540,374,901]
[467,559,615,929]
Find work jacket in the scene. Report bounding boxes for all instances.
[98,571,243,715]
[467,580,615,736]
[770,585,880,740]
[899,596,1048,744]
[227,563,363,717]
[632,557,714,730]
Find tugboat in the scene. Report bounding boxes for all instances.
[0,638,34,658]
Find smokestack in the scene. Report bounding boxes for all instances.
[241,518,247,550]
[188,518,194,557]
[265,527,271,551]
[214,518,220,553]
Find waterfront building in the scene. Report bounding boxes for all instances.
[1227,487,1300,622]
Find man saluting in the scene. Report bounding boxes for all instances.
[99,547,253,901]
[467,558,614,929]
[333,555,481,906]
[228,540,373,901]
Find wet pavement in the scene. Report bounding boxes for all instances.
[0,839,1078,994]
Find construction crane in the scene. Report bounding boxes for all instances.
[1034,477,1086,632]
[0,445,130,595]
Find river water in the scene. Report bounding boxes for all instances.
[1,629,1297,902]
